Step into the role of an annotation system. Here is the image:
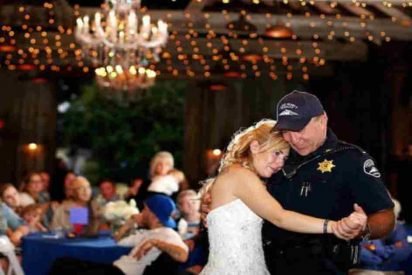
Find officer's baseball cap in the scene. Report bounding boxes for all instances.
[273,90,324,132]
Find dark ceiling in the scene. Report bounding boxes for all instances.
[68,0,191,9]
[0,0,192,9]
[0,0,407,19]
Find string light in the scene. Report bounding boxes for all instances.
[0,0,411,81]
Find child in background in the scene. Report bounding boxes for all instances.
[178,179,214,274]
[147,152,188,196]
[21,204,48,233]
[176,190,201,240]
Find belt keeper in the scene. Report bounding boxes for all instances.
[323,219,329,234]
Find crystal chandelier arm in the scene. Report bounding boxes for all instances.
[76,3,168,50]
[107,10,118,43]
[83,16,90,34]
[127,11,137,39]
[140,15,151,40]
[75,0,166,94]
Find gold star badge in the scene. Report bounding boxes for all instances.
[317,159,335,173]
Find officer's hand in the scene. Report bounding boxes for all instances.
[332,218,354,240]
[348,203,368,235]
[353,203,367,228]
[333,204,367,240]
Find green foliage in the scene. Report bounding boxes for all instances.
[61,81,186,182]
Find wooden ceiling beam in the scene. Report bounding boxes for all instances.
[339,2,374,17]
[185,0,217,12]
[371,2,412,26]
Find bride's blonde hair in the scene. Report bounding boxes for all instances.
[218,119,289,172]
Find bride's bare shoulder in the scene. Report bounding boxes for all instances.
[219,164,256,180]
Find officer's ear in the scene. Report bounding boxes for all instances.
[250,140,260,154]
[315,112,328,129]
[321,112,328,126]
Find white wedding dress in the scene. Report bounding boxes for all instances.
[200,199,270,275]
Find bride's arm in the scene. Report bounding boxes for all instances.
[231,168,360,235]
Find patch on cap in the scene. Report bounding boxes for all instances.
[273,90,324,131]
[278,109,299,116]
[279,103,298,110]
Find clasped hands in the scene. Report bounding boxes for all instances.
[332,203,367,240]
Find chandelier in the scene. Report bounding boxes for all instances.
[95,65,156,91]
[75,0,167,93]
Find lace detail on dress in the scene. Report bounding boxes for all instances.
[200,199,269,275]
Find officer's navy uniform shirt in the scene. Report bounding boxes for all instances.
[262,129,394,246]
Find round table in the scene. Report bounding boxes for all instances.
[22,232,131,275]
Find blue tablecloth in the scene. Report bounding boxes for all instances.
[22,232,132,275]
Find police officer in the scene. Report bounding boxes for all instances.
[263,90,395,274]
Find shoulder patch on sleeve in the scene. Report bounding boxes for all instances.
[363,159,381,178]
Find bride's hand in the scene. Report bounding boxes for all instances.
[332,204,367,240]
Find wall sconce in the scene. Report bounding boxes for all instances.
[27,143,38,151]
[208,83,227,92]
[205,148,223,176]
[211,149,222,157]
[23,143,43,156]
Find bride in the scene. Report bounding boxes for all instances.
[200,119,366,275]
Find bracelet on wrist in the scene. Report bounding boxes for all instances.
[323,219,329,234]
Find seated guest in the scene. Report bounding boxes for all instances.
[94,179,121,204]
[0,183,24,215]
[21,172,56,227]
[2,182,56,228]
[179,179,213,274]
[92,179,122,228]
[19,172,49,206]
[49,167,76,203]
[49,195,188,275]
[0,202,28,246]
[63,171,77,201]
[176,190,201,240]
[20,204,48,233]
[39,171,51,202]
[51,176,99,233]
